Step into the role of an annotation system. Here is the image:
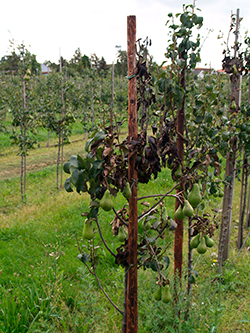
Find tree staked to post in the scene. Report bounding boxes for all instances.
[126,15,138,333]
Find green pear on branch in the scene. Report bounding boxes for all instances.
[122,182,132,200]
[100,189,114,211]
[187,183,202,208]
[183,199,194,217]
[196,236,207,254]
[154,285,162,301]
[82,219,94,240]
[162,284,172,303]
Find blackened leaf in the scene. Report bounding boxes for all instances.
[151,260,158,272]
[188,274,196,284]
[88,207,99,219]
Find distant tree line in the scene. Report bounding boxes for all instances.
[0,46,128,77]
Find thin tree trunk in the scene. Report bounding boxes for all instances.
[218,143,237,271]
[238,152,248,248]
[187,217,193,296]
[21,78,27,203]
[57,131,61,190]
[218,9,240,269]
[246,181,250,228]
[126,15,138,333]
[46,130,50,147]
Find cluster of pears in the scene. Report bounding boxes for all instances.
[154,283,172,304]
[174,183,202,220]
[190,232,214,254]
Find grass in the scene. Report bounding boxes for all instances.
[0,127,250,332]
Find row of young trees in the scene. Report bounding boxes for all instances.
[62,5,250,332]
[0,46,128,201]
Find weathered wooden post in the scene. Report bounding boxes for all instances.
[126,15,138,333]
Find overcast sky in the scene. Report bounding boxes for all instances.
[1,0,250,70]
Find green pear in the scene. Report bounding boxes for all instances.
[174,205,185,221]
[162,206,168,221]
[231,100,237,110]
[218,188,224,197]
[122,182,132,200]
[82,220,94,240]
[196,236,207,254]
[204,234,214,248]
[154,285,162,301]
[174,165,182,179]
[187,183,202,208]
[190,233,200,249]
[100,189,114,211]
[144,220,152,230]
[183,199,194,217]
[117,226,126,242]
[162,284,172,303]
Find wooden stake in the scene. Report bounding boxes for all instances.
[126,15,138,333]
[174,57,186,279]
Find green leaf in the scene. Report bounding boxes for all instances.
[64,178,73,192]
[77,252,90,264]
[63,161,71,174]
[85,130,107,152]
[71,169,80,186]
[145,237,155,244]
[76,171,87,194]
[163,256,170,269]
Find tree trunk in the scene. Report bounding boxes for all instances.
[218,8,240,269]
[57,131,61,190]
[237,153,248,248]
[126,15,138,333]
[218,143,237,271]
[46,130,50,147]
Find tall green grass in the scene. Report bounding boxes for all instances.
[0,138,250,332]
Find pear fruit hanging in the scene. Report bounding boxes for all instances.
[187,183,202,208]
[117,226,126,242]
[204,234,214,248]
[100,189,114,211]
[183,199,194,217]
[82,219,94,240]
[122,182,132,200]
[196,236,207,254]
[154,285,162,301]
[162,284,172,304]
[174,204,185,220]
[190,233,200,249]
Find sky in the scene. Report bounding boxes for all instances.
[1,0,250,70]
